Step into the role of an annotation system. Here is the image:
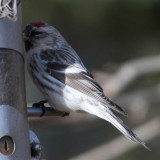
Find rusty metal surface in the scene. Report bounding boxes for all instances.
[0,2,30,159]
[0,49,26,115]
[0,49,30,159]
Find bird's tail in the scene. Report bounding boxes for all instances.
[85,105,150,150]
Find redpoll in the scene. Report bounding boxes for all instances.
[23,22,149,150]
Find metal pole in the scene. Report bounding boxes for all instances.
[0,2,30,160]
[27,107,69,117]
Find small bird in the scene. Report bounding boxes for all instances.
[23,22,149,150]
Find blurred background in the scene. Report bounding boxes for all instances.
[22,0,160,160]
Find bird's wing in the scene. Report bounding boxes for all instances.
[40,49,127,116]
[65,67,127,116]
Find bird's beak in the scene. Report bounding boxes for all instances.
[23,34,28,41]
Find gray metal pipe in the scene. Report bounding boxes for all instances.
[0,3,30,160]
[27,107,68,117]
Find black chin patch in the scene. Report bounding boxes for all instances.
[25,39,33,52]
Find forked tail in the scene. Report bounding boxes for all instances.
[87,105,150,150]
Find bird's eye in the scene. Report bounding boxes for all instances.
[30,31,42,37]
[34,31,41,36]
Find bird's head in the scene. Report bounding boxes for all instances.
[23,22,63,52]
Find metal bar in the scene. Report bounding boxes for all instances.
[0,4,23,55]
[27,107,69,117]
[0,2,30,160]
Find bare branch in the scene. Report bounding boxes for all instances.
[69,117,160,160]
[93,55,160,97]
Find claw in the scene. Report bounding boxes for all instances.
[62,112,70,117]
[32,100,48,117]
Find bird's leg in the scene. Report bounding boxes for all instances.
[32,100,48,117]
[32,100,70,117]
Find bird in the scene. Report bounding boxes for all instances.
[23,22,149,150]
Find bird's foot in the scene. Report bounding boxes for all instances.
[32,100,48,117]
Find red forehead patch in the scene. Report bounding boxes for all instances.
[30,22,45,28]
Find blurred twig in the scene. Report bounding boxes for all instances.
[116,85,160,109]
[69,117,160,160]
[93,55,160,97]
[116,86,160,122]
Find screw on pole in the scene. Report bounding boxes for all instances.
[31,143,42,157]
[0,136,15,155]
